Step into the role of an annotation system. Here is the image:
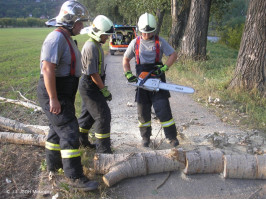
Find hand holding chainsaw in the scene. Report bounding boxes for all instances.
[154,64,169,75]
[125,71,138,82]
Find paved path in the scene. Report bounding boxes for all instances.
[104,52,265,199]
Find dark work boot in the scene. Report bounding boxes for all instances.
[141,137,150,147]
[66,176,99,191]
[79,133,96,149]
[166,138,179,147]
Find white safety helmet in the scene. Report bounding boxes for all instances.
[138,13,157,33]
[87,15,114,42]
[45,0,89,29]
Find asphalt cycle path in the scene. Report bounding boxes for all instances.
[104,52,265,199]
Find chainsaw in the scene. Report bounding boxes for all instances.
[127,71,195,94]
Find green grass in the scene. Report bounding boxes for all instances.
[0,28,109,115]
[167,41,266,131]
[0,27,265,198]
[0,28,265,131]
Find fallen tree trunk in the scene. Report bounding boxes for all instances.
[0,116,49,135]
[184,149,224,174]
[0,96,43,112]
[94,149,186,187]
[223,154,266,179]
[0,132,46,146]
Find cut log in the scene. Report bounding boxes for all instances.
[0,132,46,146]
[223,154,266,179]
[0,96,43,112]
[0,116,49,135]
[94,149,186,187]
[184,149,224,174]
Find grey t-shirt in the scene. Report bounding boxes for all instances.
[81,40,105,76]
[40,30,82,77]
[124,35,175,64]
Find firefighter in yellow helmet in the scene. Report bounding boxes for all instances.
[37,0,98,191]
[123,13,179,147]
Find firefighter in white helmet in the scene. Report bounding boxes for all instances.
[78,15,114,153]
[37,0,99,191]
[123,13,179,147]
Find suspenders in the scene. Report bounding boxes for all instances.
[135,35,160,65]
[88,38,102,75]
[55,29,76,76]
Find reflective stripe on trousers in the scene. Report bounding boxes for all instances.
[79,127,95,137]
[61,149,81,158]
[45,141,61,151]
[138,120,151,127]
[95,133,110,139]
[79,127,88,134]
[161,118,175,128]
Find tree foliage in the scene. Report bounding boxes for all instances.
[0,0,65,18]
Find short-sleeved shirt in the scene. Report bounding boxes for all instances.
[80,40,105,76]
[124,35,175,64]
[40,30,82,77]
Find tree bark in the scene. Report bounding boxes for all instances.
[0,116,49,135]
[94,149,186,187]
[181,0,211,60]
[0,96,43,112]
[155,8,166,36]
[184,149,224,174]
[229,0,266,96]
[224,154,266,179]
[0,132,46,146]
[168,0,191,49]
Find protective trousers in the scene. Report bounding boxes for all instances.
[137,88,177,140]
[37,76,83,179]
[78,75,112,153]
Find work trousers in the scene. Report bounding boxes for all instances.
[37,76,83,179]
[137,88,177,140]
[78,75,111,153]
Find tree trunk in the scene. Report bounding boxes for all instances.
[181,0,211,60]
[184,149,224,174]
[229,0,266,96]
[94,149,186,187]
[168,0,191,49]
[155,8,166,35]
[0,96,43,112]
[224,154,266,179]
[0,116,49,135]
[0,132,46,146]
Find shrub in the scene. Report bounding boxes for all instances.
[218,22,244,49]
[0,17,46,28]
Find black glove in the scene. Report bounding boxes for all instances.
[125,71,138,82]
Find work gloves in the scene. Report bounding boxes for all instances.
[100,86,112,101]
[125,71,138,82]
[154,64,169,75]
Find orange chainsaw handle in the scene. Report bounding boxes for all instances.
[138,71,156,79]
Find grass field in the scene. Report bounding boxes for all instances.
[0,28,265,131]
[0,27,265,199]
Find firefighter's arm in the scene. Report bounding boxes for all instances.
[91,73,112,101]
[123,56,131,72]
[123,57,137,82]
[164,51,178,68]
[90,73,105,89]
[42,60,61,115]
